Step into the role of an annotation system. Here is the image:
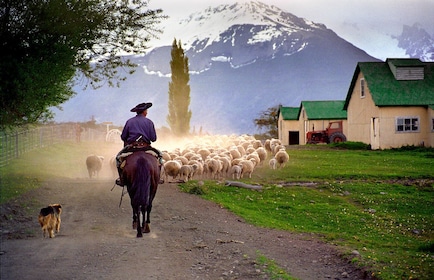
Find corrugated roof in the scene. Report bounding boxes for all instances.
[300,100,347,120]
[344,59,434,109]
[280,107,299,120]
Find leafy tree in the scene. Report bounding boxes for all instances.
[166,38,191,136]
[254,104,281,139]
[0,0,166,128]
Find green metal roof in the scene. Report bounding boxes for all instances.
[300,100,347,120]
[386,58,425,67]
[279,107,299,120]
[344,59,434,109]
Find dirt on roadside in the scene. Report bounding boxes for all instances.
[0,178,374,280]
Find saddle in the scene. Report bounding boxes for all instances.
[119,145,161,169]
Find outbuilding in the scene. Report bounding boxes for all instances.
[278,101,347,145]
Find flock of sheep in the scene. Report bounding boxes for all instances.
[85,135,290,182]
[160,135,290,183]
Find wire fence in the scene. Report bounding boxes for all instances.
[0,124,113,167]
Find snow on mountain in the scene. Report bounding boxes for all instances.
[53,1,379,135]
[395,23,434,62]
[143,1,339,75]
[152,1,324,50]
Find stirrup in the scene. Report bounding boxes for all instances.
[115,178,124,186]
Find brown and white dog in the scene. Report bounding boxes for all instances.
[38,204,62,238]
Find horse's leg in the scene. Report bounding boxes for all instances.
[132,212,138,229]
[141,206,149,233]
[143,204,151,233]
[136,206,143,238]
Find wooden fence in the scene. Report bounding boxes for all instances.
[0,124,108,167]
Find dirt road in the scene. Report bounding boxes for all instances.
[1,179,372,279]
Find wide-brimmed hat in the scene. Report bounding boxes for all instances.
[130,102,152,112]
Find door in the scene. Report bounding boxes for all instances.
[288,131,300,145]
[370,117,380,150]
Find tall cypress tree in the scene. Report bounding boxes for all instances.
[167,39,192,136]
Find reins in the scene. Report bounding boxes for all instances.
[111,183,128,208]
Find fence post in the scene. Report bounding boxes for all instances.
[15,131,18,158]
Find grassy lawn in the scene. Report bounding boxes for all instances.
[1,141,433,279]
[180,145,434,280]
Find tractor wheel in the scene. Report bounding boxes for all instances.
[329,132,347,143]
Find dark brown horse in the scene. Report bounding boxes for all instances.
[122,150,160,237]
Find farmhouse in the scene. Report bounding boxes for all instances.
[278,101,347,145]
[278,58,434,149]
[343,58,434,149]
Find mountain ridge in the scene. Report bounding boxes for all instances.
[53,1,380,134]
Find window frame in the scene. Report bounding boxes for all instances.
[395,116,420,133]
[360,78,365,98]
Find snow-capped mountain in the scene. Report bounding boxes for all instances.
[395,23,434,62]
[146,1,330,74]
[53,1,380,135]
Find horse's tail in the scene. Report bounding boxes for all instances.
[132,157,151,208]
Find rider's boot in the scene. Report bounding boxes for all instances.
[115,167,125,186]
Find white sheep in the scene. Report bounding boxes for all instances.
[245,145,256,155]
[270,139,282,154]
[274,149,290,168]
[206,158,222,179]
[256,147,267,164]
[236,145,246,157]
[187,159,204,179]
[264,139,272,152]
[197,148,211,161]
[217,156,231,177]
[229,164,243,180]
[161,151,172,162]
[273,144,286,155]
[252,139,263,149]
[173,155,188,165]
[179,164,197,182]
[162,160,182,182]
[269,158,277,170]
[246,152,261,166]
[239,159,256,179]
[182,151,197,160]
[229,147,242,160]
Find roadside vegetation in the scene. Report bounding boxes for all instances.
[180,144,434,280]
[1,141,433,279]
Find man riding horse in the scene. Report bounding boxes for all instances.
[115,102,163,186]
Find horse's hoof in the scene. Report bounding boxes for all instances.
[144,224,150,233]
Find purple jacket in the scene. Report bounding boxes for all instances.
[121,114,157,145]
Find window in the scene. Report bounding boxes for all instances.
[396,117,419,132]
[360,79,365,98]
[432,118,434,132]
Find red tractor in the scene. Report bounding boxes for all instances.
[306,121,347,144]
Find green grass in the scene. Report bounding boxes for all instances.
[180,146,434,280]
[256,252,296,280]
[264,146,434,181]
[1,142,433,279]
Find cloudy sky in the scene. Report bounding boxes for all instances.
[148,0,433,60]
